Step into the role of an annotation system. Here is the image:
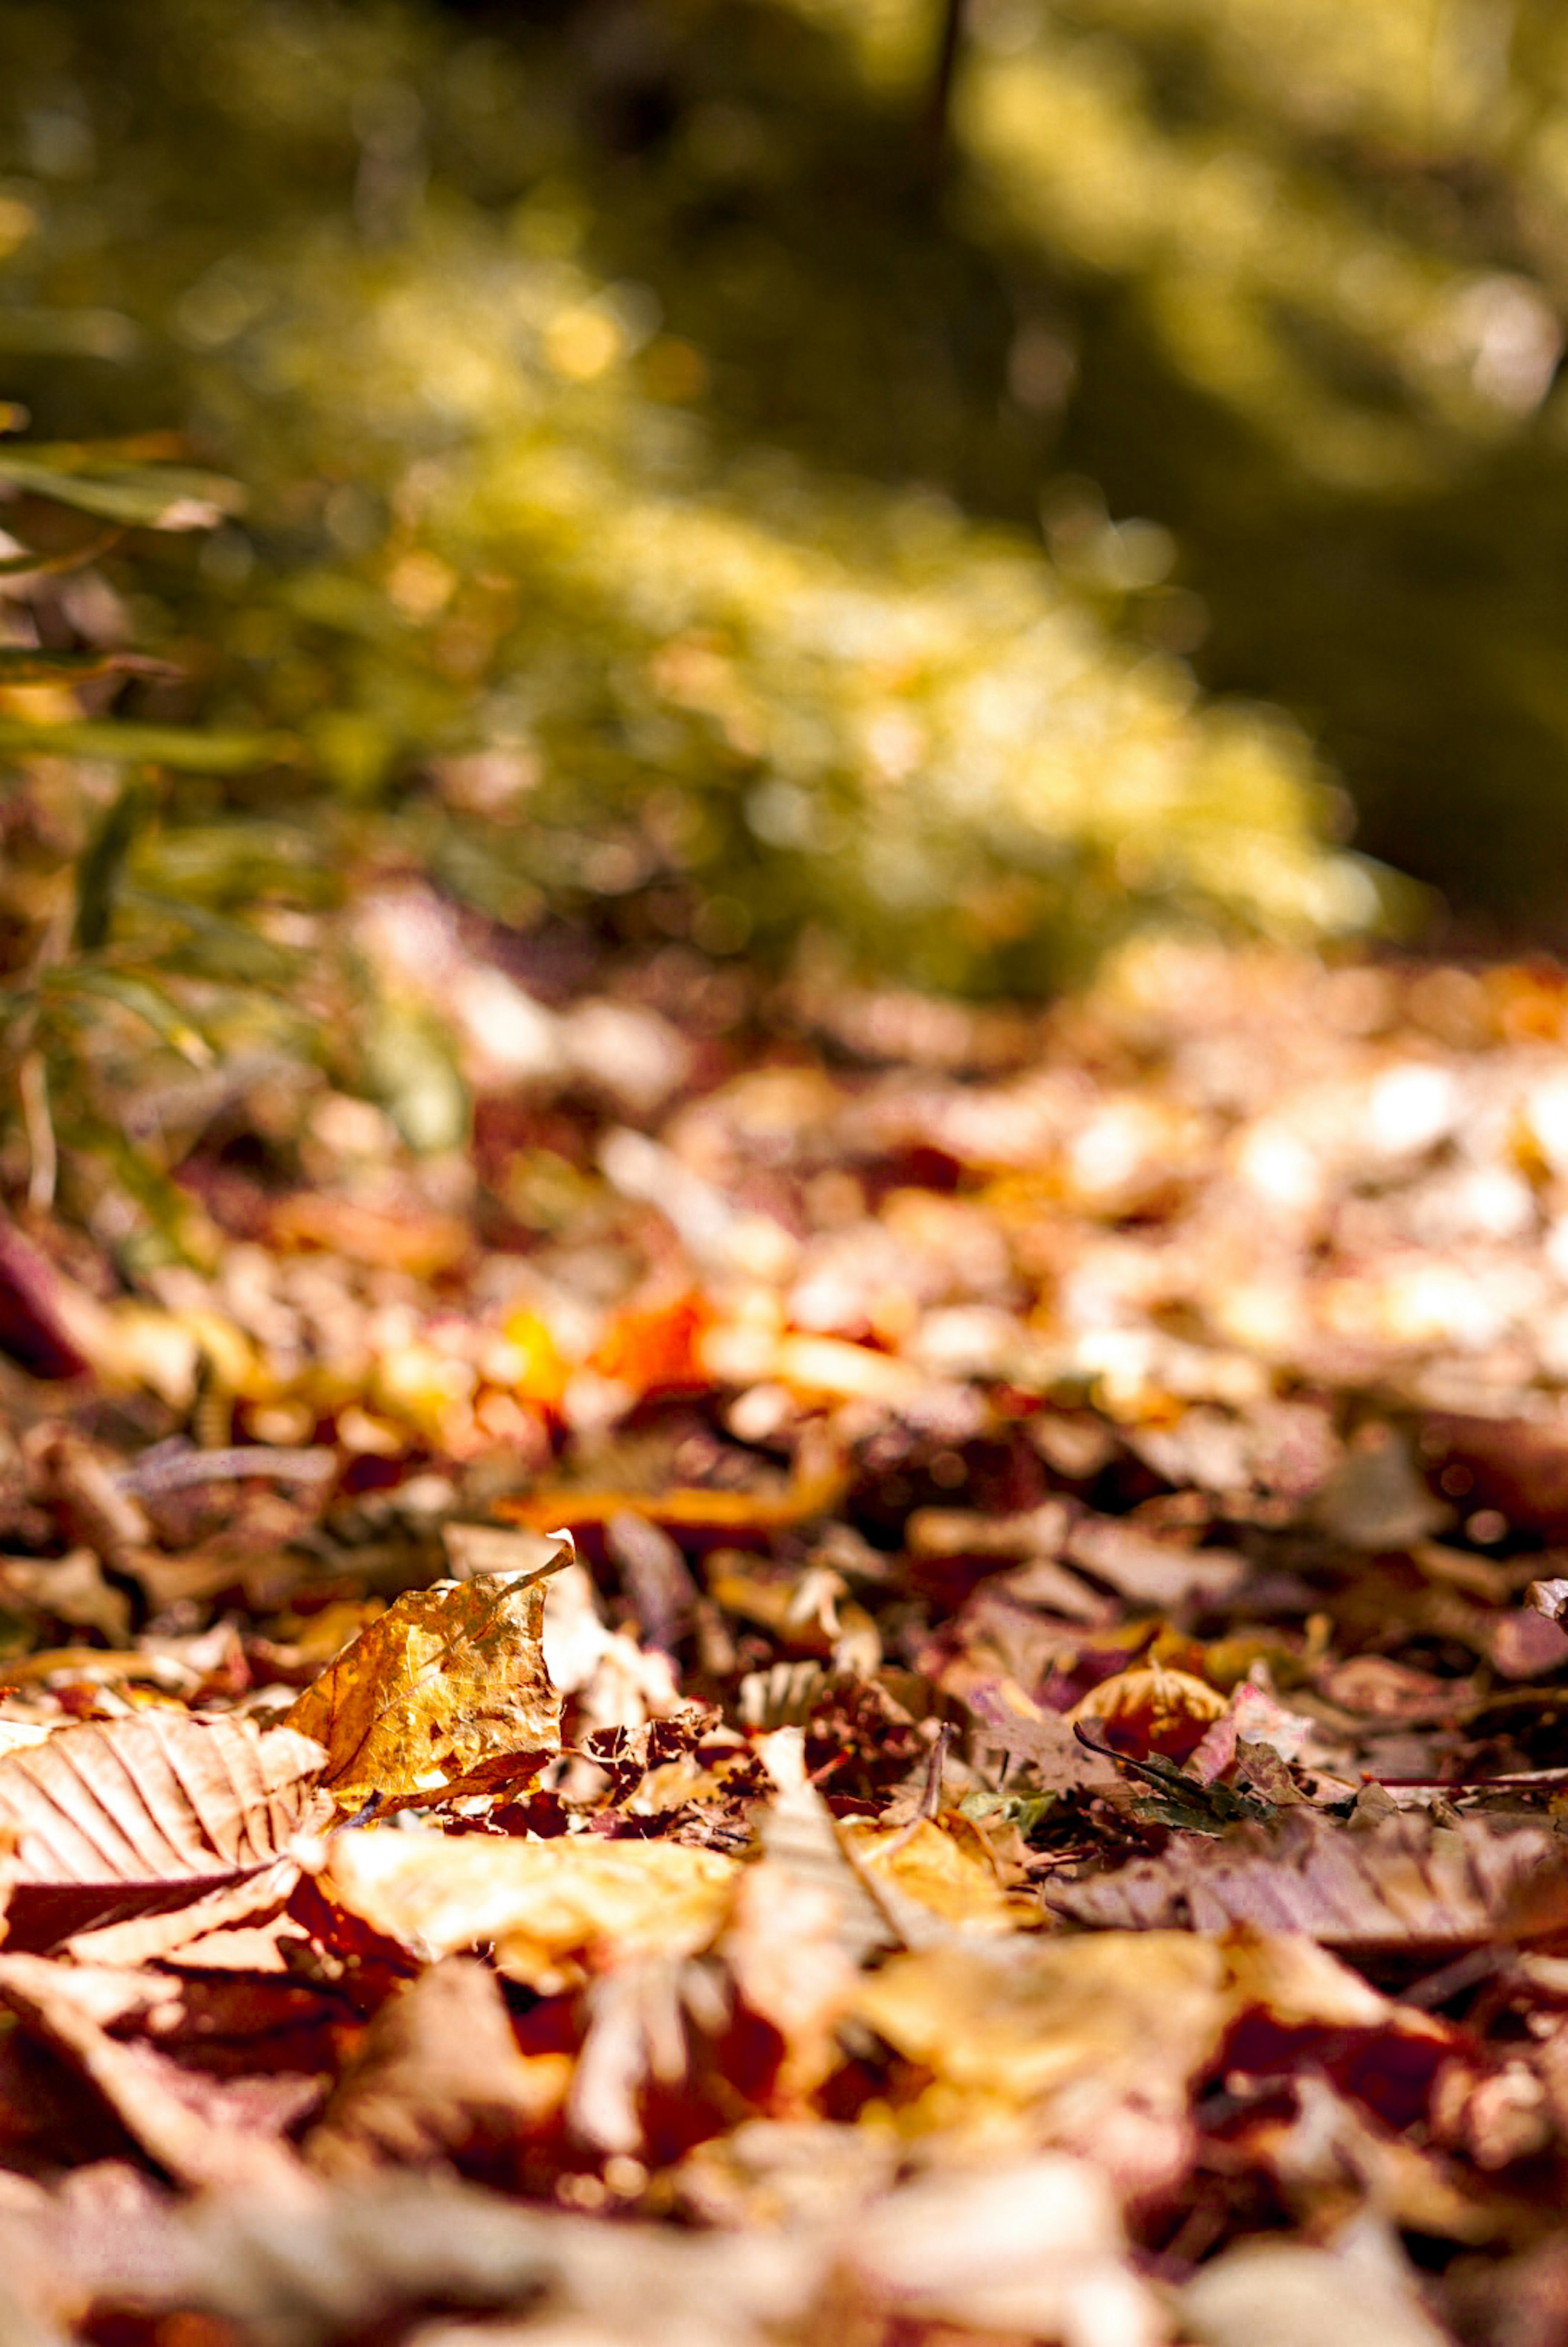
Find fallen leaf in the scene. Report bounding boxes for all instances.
[285,1567,564,1814]
[852,1930,1233,2200]
[842,1818,1031,1934]
[1068,1662,1229,1761]
[1048,1810,1568,1952]
[499,1441,847,1544]
[844,2153,1163,2345]
[322,1826,737,1992]
[307,1957,569,2175]
[1183,2238,1451,2347]
[853,1925,1401,2202]
[0,1953,311,2191]
[1065,1514,1250,1608]
[0,1711,330,1950]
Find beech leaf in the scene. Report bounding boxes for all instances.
[0,1711,331,1950]
[1047,1810,1568,1953]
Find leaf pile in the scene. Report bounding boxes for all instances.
[0,928,1562,2337]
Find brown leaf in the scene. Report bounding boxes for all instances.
[498,1437,848,1546]
[284,1567,564,1814]
[0,1954,310,2190]
[0,1711,330,1950]
[307,1957,568,2175]
[1047,1811,1568,1953]
[1064,1514,1250,1609]
[61,1858,301,1967]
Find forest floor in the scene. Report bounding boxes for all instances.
[5,907,1568,2344]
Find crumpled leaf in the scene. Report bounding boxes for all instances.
[321,1825,737,1992]
[0,1711,331,1950]
[285,1559,566,1814]
[1047,1810,1568,1952]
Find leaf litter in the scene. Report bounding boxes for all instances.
[12,936,1568,2338]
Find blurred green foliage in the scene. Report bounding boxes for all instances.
[8,0,1568,1243]
[0,0,1399,1020]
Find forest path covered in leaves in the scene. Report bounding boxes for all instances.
[2,920,1568,2340]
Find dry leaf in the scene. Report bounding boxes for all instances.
[0,1952,311,2191]
[844,2154,1163,2345]
[1067,1662,1229,1761]
[322,1826,737,1992]
[1065,1515,1250,1608]
[60,1859,302,1967]
[0,1711,330,1950]
[308,1957,568,2175]
[853,1931,1234,2200]
[842,1818,1029,1934]
[1183,2239,1451,2347]
[853,1927,1400,2202]
[1047,1810,1568,1952]
[285,1569,563,1813]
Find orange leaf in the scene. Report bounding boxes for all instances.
[590,1293,710,1397]
[285,1560,566,1814]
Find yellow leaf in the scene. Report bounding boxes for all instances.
[322,1826,737,1992]
[285,1567,563,1812]
[842,1818,1033,1934]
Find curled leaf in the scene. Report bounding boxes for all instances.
[285,1558,568,1814]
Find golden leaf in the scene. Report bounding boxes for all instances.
[285,1552,567,1812]
[322,1825,737,1992]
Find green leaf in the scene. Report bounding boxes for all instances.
[0,446,243,530]
[0,717,295,771]
[0,647,180,686]
[74,784,149,952]
[41,964,214,1066]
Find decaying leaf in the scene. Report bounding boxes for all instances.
[1048,1810,1568,1952]
[285,1563,566,1814]
[321,1826,738,1992]
[0,1711,330,1950]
